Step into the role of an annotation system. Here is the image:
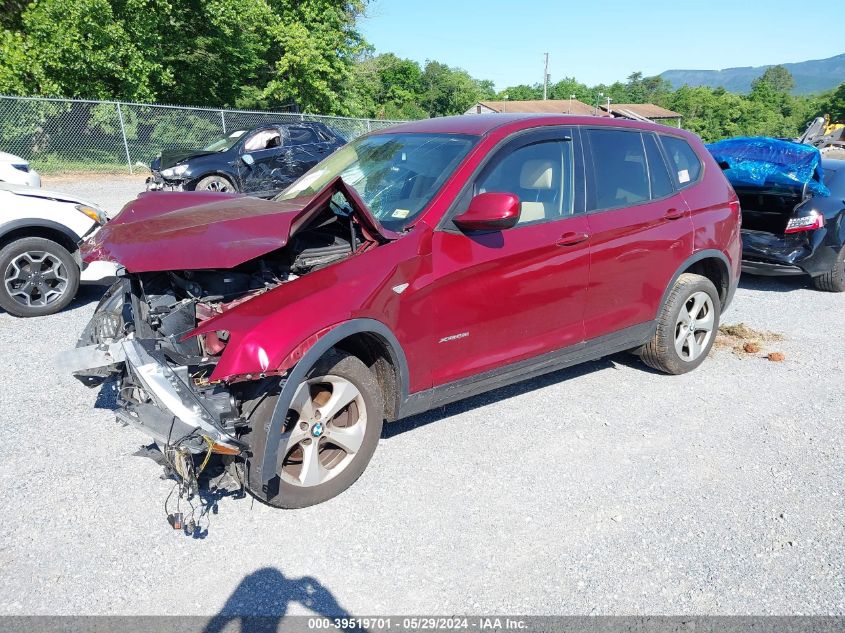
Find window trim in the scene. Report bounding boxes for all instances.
[658,133,705,190]
[643,131,678,201]
[437,126,585,233]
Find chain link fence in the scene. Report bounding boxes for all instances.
[0,95,404,176]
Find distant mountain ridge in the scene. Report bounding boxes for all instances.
[659,53,845,95]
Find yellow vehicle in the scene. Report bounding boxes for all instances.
[799,115,845,157]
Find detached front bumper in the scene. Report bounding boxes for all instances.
[59,283,243,455]
[145,171,185,192]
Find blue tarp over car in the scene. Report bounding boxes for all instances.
[706,136,830,197]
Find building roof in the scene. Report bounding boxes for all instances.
[477,99,611,117]
[603,103,682,119]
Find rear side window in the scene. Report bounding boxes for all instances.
[587,129,650,210]
[286,126,320,145]
[643,133,675,199]
[661,136,702,188]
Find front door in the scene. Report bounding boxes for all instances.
[429,130,590,387]
[239,126,285,195]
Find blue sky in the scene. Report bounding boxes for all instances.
[360,0,844,90]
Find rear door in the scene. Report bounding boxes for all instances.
[428,128,591,386]
[282,125,334,184]
[583,128,693,339]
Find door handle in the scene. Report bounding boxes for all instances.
[556,231,590,246]
[664,208,686,220]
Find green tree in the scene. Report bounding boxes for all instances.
[419,60,494,117]
[0,0,28,30]
[819,82,845,121]
[497,84,542,101]
[2,0,169,101]
[752,65,795,94]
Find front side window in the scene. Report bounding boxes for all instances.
[661,135,702,188]
[588,129,650,210]
[244,128,282,151]
[475,140,574,225]
[278,133,478,231]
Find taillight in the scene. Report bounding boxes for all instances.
[785,210,824,234]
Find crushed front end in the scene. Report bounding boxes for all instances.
[68,274,252,457]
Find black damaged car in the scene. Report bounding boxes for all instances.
[737,158,845,291]
[708,138,845,292]
[147,121,346,198]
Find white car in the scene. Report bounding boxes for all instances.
[0,152,41,188]
[0,183,118,317]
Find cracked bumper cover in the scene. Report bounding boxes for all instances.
[60,337,243,455]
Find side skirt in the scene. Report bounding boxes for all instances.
[397,321,656,419]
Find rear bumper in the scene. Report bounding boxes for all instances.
[741,229,838,277]
[741,260,805,276]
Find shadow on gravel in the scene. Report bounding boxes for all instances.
[204,567,361,632]
[68,284,108,309]
[739,273,813,293]
[384,354,644,439]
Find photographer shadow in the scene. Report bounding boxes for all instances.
[204,567,364,633]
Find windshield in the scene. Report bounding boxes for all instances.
[202,130,247,152]
[277,133,478,230]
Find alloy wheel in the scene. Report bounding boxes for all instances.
[280,375,368,488]
[674,291,715,362]
[200,177,232,192]
[3,251,69,308]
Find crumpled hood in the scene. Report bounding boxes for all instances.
[81,179,394,273]
[154,149,218,171]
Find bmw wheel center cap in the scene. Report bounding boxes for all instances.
[311,422,324,438]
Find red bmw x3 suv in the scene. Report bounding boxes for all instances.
[68,114,741,508]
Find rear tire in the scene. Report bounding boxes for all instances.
[639,273,720,375]
[243,350,383,509]
[0,237,79,317]
[812,246,845,292]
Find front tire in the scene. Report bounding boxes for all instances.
[244,350,384,509]
[0,237,80,317]
[812,246,845,292]
[639,273,720,375]
[194,174,236,193]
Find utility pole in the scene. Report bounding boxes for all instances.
[543,53,549,100]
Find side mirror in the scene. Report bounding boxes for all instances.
[453,192,520,232]
[241,153,255,167]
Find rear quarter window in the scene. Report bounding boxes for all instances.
[661,135,702,188]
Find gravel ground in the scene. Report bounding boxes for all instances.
[0,180,843,617]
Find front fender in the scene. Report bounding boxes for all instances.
[190,232,427,385]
